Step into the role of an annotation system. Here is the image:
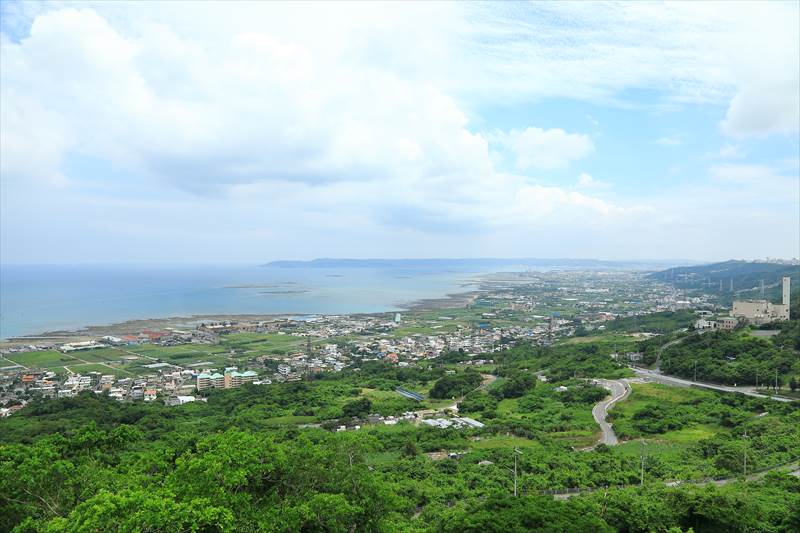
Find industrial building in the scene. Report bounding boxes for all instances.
[732,276,791,325]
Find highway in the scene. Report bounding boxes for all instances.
[590,379,631,446]
[632,368,795,403]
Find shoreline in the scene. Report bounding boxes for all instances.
[0,286,488,347]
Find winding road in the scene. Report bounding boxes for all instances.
[590,379,631,446]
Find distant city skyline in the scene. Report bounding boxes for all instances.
[1,1,798,264]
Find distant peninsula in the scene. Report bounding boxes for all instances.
[262,257,695,269]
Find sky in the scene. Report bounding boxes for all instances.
[1,0,798,264]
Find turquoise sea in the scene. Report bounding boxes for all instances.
[0,264,487,339]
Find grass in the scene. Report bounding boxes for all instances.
[618,382,703,407]
[362,388,405,400]
[615,439,692,465]
[219,333,307,355]
[366,451,402,465]
[549,429,598,448]
[560,333,639,351]
[66,347,130,363]
[496,398,519,417]
[659,425,717,444]
[611,383,729,447]
[468,435,541,450]
[5,350,81,368]
[64,363,135,376]
[126,344,225,359]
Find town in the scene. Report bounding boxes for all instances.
[5,268,789,417]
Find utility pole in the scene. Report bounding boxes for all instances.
[640,439,646,485]
[513,448,522,496]
[775,369,779,393]
[743,429,749,477]
[694,360,698,382]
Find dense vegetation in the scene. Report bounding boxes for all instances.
[649,260,799,299]
[660,331,799,386]
[605,310,696,334]
[2,332,799,531]
[428,370,483,399]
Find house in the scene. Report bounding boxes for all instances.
[694,319,718,330]
[165,395,195,406]
[121,335,139,345]
[625,352,643,362]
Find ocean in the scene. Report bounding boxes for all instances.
[0,264,487,339]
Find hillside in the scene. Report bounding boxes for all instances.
[650,260,799,300]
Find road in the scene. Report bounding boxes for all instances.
[446,373,497,413]
[654,335,689,372]
[590,379,631,446]
[633,368,795,403]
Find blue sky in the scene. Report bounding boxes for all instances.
[1,1,798,264]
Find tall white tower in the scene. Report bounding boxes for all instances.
[783,276,791,306]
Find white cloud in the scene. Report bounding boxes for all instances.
[720,81,800,138]
[1,2,797,262]
[492,128,594,170]
[717,144,745,159]
[466,2,798,138]
[709,164,794,184]
[576,173,608,189]
[655,136,682,147]
[1,6,646,260]
[1,7,492,192]
[3,1,798,134]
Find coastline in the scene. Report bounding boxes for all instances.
[0,285,487,347]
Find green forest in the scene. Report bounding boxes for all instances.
[659,329,800,386]
[3,335,800,532]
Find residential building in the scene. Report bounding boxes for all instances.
[196,372,224,390]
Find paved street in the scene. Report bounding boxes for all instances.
[591,379,631,446]
[633,368,795,403]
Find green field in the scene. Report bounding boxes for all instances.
[63,363,136,377]
[560,333,640,351]
[124,343,225,360]
[1,333,308,375]
[64,347,132,364]
[468,434,543,450]
[612,383,746,446]
[219,333,308,355]
[4,350,81,368]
